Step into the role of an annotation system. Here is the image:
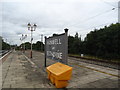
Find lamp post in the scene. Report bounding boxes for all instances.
[23,34,27,53]
[27,23,37,58]
[20,38,22,51]
[41,34,43,51]
[20,34,27,53]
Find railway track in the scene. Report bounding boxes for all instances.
[23,51,120,79]
[68,56,119,70]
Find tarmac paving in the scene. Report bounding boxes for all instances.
[1,50,120,88]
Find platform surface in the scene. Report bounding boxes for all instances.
[1,50,119,88]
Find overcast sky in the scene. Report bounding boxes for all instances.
[0,0,119,45]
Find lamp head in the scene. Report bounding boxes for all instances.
[64,28,68,33]
[27,23,31,30]
[33,24,37,31]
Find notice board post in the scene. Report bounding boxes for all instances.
[64,28,68,65]
[44,28,69,67]
[44,36,47,67]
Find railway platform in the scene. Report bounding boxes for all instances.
[1,50,119,88]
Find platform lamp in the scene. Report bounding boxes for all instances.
[27,23,37,58]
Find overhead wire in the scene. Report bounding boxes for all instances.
[67,8,116,28]
[76,22,116,40]
[65,0,118,28]
[100,0,118,8]
[79,22,113,33]
[66,4,117,39]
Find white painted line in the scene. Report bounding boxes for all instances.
[23,54,35,65]
[40,53,44,55]
[0,51,11,60]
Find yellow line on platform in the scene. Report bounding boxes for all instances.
[70,63,120,78]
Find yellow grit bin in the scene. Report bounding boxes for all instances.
[46,62,73,88]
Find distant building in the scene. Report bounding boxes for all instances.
[118,1,120,23]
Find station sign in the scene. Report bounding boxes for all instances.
[45,29,68,67]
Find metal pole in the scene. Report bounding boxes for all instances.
[44,36,47,67]
[21,39,23,52]
[118,3,120,61]
[41,34,43,51]
[64,28,68,65]
[30,30,33,58]
[6,39,7,43]
[24,40,25,53]
[21,34,24,53]
[9,42,11,50]
[21,40,22,52]
[28,23,36,58]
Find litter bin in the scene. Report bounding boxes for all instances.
[46,62,73,88]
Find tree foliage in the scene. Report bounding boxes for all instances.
[83,23,120,59]
[33,41,44,51]
[20,41,44,51]
[68,23,120,60]
[0,36,10,50]
[68,33,82,54]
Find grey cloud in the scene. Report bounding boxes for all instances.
[1,0,118,45]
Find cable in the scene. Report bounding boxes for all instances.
[100,0,118,8]
[67,8,116,27]
[74,22,116,37]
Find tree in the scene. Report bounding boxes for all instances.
[68,33,82,54]
[33,41,44,51]
[83,23,120,60]
[1,36,10,50]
